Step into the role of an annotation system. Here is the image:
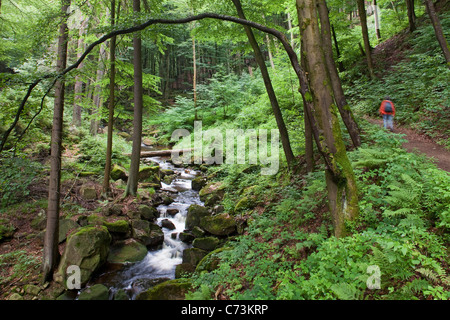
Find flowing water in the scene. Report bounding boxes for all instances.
[87,155,202,300]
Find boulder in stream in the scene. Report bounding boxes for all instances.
[136,279,192,300]
[131,220,164,248]
[185,205,210,230]
[78,284,109,300]
[107,238,148,264]
[200,213,236,236]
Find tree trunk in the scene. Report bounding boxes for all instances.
[72,17,88,127]
[357,0,376,79]
[192,34,198,120]
[231,0,296,168]
[424,0,450,67]
[406,0,416,32]
[103,0,117,196]
[373,0,381,41]
[297,0,359,237]
[331,24,344,72]
[125,0,143,197]
[42,0,70,282]
[317,0,361,148]
[90,43,106,136]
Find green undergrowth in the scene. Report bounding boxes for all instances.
[187,119,450,300]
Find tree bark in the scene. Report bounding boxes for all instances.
[297,0,359,237]
[317,0,361,148]
[103,0,117,196]
[424,0,450,67]
[42,0,70,282]
[125,0,144,197]
[90,43,106,136]
[231,0,296,168]
[72,17,88,127]
[373,0,381,41]
[357,0,376,79]
[192,34,198,120]
[406,0,416,32]
[331,24,344,72]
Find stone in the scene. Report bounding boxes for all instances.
[103,219,130,234]
[106,204,123,216]
[0,218,16,241]
[200,213,236,236]
[8,293,24,300]
[199,182,226,206]
[30,210,47,231]
[192,226,206,238]
[78,284,109,300]
[179,232,195,244]
[80,185,97,200]
[24,284,41,296]
[161,219,176,230]
[58,219,80,243]
[138,166,161,187]
[196,247,230,274]
[113,289,129,300]
[138,205,158,221]
[54,226,111,288]
[118,131,131,140]
[131,220,164,248]
[192,237,220,251]
[182,248,208,266]
[136,279,192,300]
[191,176,207,191]
[166,208,180,216]
[107,238,148,264]
[185,205,210,230]
[175,263,196,278]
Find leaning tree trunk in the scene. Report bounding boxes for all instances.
[317,0,361,148]
[42,0,70,282]
[424,0,450,67]
[297,0,359,237]
[125,0,144,197]
[357,0,376,79]
[231,0,296,168]
[103,0,117,196]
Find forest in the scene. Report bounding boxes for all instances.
[0,0,449,303]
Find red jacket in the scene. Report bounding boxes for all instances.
[379,100,396,116]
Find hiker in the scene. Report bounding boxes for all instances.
[379,97,396,131]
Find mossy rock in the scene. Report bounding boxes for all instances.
[54,226,111,288]
[199,182,225,206]
[182,248,208,266]
[110,164,127,181]
[103,219,130,234]
[185,205,210,230]
[196,247,230,274]
[0,218,16,241]
[131,220,164,248]
[58,219,80,243]
[107,238,148,264]
[138,205,158,221]
[234,196,256,212]
[191,176,207,191]
[192,237,220,251]
[138,166,161,186]
[200,213,236,236]
[136,279,192,300]
[80,185,97,200]
[78,284,109,300]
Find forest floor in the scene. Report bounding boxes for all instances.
[366,117,450,172]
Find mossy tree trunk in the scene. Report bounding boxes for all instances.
[296,0,359,237]
[317,0,361,148]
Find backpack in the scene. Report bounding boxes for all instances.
[384,101,393,113]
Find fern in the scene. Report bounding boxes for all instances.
[330,283,362,300]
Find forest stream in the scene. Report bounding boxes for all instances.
[83,150,202,300]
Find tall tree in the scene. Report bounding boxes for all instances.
[297,0,359,237]
[405,0,416,32]
[90,43,106,136]
[231,0,296,168]
[103,0,117,196]
[42,0,70,282]
[424,0,450,67]
[72,16,88,127]
[357,0,375,79]
[125,0,144,196]
[317,0,361,148]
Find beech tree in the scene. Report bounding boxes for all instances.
[125,0,144,197]
[424,0,450,67]
[357,0,375,79]
[42,0,70,282]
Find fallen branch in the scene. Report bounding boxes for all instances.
[124,148,194,158]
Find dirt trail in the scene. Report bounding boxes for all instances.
[366,117,450,172]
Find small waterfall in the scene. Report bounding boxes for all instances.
[89,155,203,300]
